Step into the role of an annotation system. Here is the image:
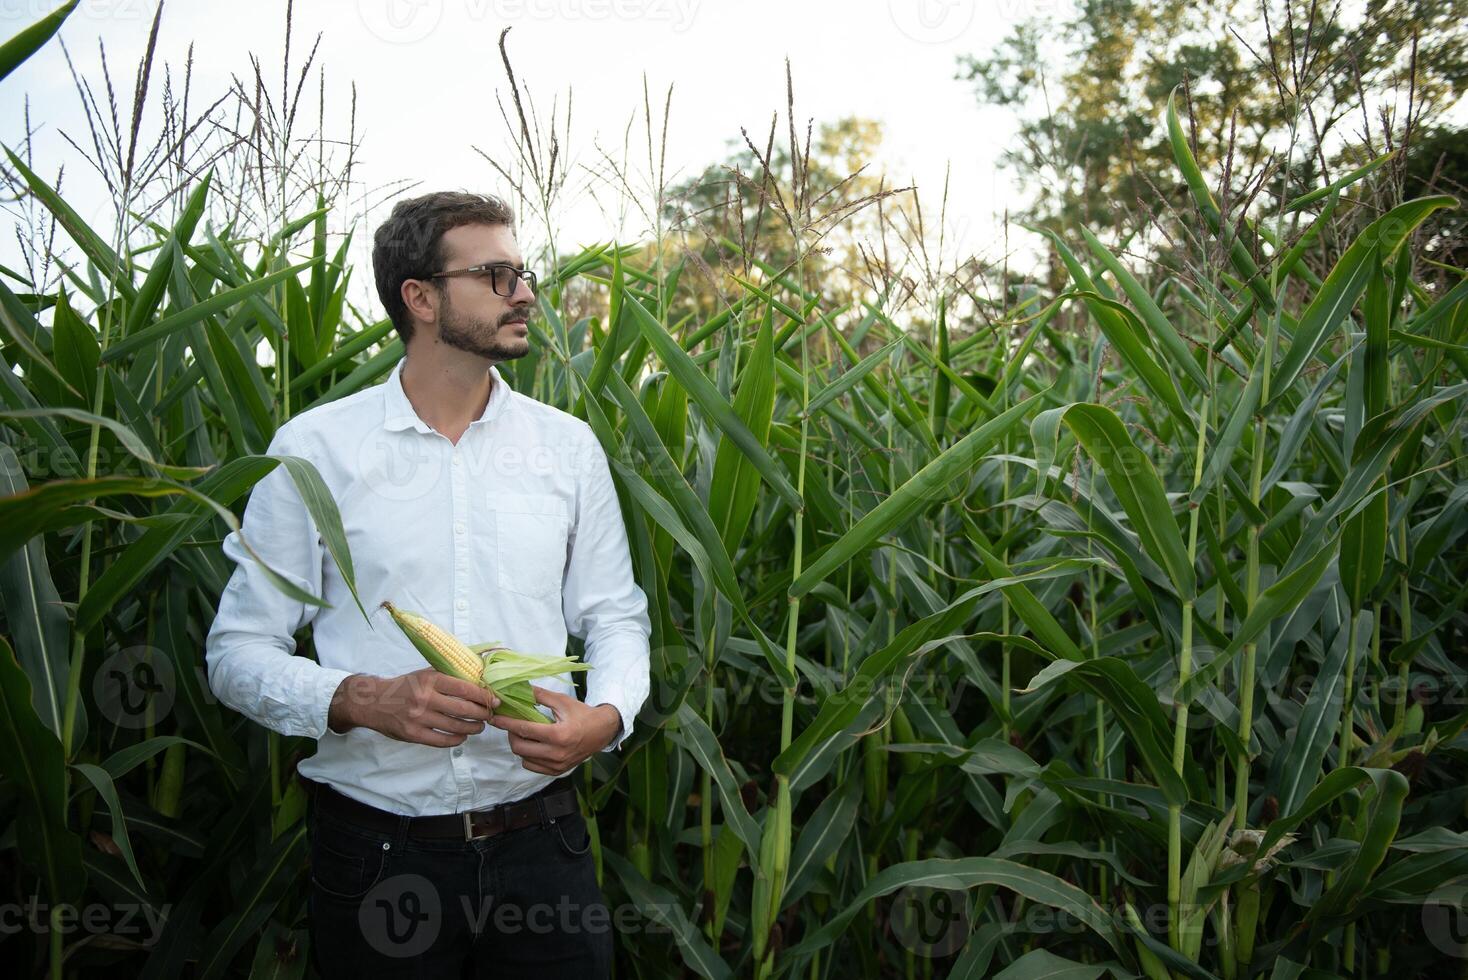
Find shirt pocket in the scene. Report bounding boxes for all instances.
[491,491,570,599]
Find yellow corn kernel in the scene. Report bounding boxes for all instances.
[380,601,484,684]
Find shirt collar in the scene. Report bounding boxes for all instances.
[382,358,511,434]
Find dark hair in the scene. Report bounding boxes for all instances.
[371,191,516,344]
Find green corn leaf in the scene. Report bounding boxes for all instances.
[790,389,1040,597]
[1020,657,1192,805]
[1305,770,1409,927]
[783,775,861,907]
[312,338,404,404]
[782,857,1121,958]
[123,173,213,339]
[993,949,1108,980]
[1258,767,1404,859]
[1033,402,1196,599]
[1340,487,1387,613]
[289,317,396,390]
[581,245,631,410]
[285,271,318,371]
[1290,381,1468,566]
[1269,616,1351,815]
[99,734,212,782]
[72,450,371,635]
[308,192,328,318]
[192,824,304,980]
[268,206,329,248]
[1285,151,1395,212]
[0,407,210,480]
[776,352,887,452]
[708,306,775,555]
[931,293,953,437]
[778,560,1094,781]
[672,703,762,858]
[0,279,84,409]
[603,849,732,980]
[574,366,794,688]
[803,336,901,418]
[99,261,312,364]
[0,0,77,82]
[1269,196,1456,408]
[625,291,801,509]
[1403,275,1468,336]
[1191,353,1264,504]
[70,762,146,894]
[1164,90,1273,312]
[0,636,85,905]
[1034,226,1192,425]
[0,446,71,739]
[1080,225,1210,392]
[1176,538,1338,704]
[709,820,742,943]
[49,288,99,409]
[963,517,1088,662]
[1262,342,1354,493]
[950,924,1007,979]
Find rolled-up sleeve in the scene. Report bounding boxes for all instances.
[562,425,652,753]
[205,423,353,739]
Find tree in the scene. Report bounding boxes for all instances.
[958,0,1468,239]
[652,115,912,329]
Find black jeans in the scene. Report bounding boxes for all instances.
[304,785,613,979]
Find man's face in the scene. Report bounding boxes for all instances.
[432,223,534,362]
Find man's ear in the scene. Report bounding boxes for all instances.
[401,278,438,327]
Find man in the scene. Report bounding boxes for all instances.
[205,191,650,978]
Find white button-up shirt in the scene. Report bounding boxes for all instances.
[205,358,651,816]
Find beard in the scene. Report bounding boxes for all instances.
[437,296,530,362]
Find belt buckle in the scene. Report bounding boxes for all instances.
[462,809,496,841]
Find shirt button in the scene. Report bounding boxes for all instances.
[452,454,462,467]
[456,599,467,611]
[454,521,466,534]
[452,747,463,757]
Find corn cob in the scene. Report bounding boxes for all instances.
[380,601,591,725]
[380,601,485,685]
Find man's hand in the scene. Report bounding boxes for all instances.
[487,686,622,776]
[328,668,500,747]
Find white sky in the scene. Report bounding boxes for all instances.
[2,0,1037,306]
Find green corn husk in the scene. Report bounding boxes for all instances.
[1123,901,1171,980]
[471,642,594,724]
[153,742,187,819]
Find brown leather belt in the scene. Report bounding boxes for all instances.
[305,776,579,841]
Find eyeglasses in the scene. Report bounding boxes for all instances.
[428,262,538,297]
